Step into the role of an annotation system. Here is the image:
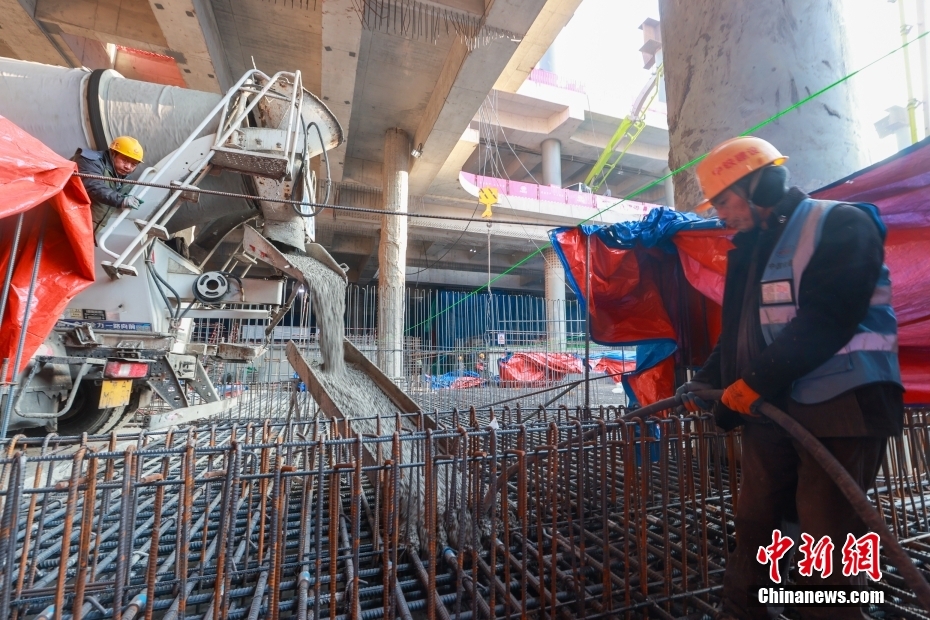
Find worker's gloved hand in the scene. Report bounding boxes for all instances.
[721,379,762,416]
[675,381,712,414]
[120,195,141,210]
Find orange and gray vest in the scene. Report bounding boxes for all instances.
[759,198,902,404]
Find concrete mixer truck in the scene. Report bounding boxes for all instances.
[0,58,347,435]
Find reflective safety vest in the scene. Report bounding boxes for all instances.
[759,198,902,404]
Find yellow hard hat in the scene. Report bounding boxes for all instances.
[694,136,787,212]
[109,136,144,163]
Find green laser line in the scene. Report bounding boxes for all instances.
[405,30,929,334]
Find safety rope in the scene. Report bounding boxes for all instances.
[405,28,930,333]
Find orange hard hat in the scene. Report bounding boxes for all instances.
[694,136,787,212]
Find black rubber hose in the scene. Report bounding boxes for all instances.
[146,254,184,320]
[145,260,174,319]
[624,390,930,611]
[291,120,330,218]
[482,391,930,608]
[308,121,331,204]
[86,69,108,151]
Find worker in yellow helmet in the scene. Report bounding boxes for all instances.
[73,136,145,235]
[677,136,902,619]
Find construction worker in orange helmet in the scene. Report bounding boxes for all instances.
[677,136,903,619]
[73,136,145,235]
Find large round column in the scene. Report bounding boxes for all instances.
[378,128,410,380]
[544,248,567,351]
[659,0,865,209]
[541,138,562,187]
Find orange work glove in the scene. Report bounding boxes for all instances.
[721,379,762,416]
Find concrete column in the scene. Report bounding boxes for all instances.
[541,138,562,187]
[542,138,565,349]
[659,0,865,210]
[663,166,675,209]
[543,248,567,351]
[378,128,410,379]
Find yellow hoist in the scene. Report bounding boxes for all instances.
[584,63,663,193]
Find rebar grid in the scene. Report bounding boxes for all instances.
[0,406,928,619]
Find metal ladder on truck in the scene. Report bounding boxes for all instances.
[95,69,308,279]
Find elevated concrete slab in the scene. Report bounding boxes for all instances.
[407,267,523,289]
[408,0,552,196]
[146,0,230,92]
[321,0,362,182]
[0,0,69,65]
[211,0,322,93]
[493,0,583,94]
[36,0,169,51]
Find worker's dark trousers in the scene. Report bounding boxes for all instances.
[721,421,886,620]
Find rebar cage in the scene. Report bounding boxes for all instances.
[1,399,928,619]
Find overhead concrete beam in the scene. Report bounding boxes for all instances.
[36,0,169,51]
[408,0,550,196]
[490,100,583,139]
[419,0,484,15]
[519,272,544,289]
[424,126,479,199]
[332,234,377,283]
[406,267,523,289]
[504,151,542,179]
[571,127,670,162]
[0,0,69,65]
[322,0,363,182]
[493,0,583,94]
[327,232,379,256]
[147,0,228,92]
[192,0,232,89]
[59,32,111,68]
[343,156,383,187]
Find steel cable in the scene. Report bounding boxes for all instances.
[71,173,558,228]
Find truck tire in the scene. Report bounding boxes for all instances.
[57,383,137,436]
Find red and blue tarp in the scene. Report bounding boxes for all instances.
[427,370,485,390]
[495,351,637,388]
[551,138,930,406]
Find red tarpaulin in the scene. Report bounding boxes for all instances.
[0,115,95,377]
[498,352,584,387]
[592,357,637,383]
[551,137,930,405]
[811,144,930,403]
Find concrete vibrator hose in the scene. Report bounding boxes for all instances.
[626,389,930,611]
[482,390,930,609]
